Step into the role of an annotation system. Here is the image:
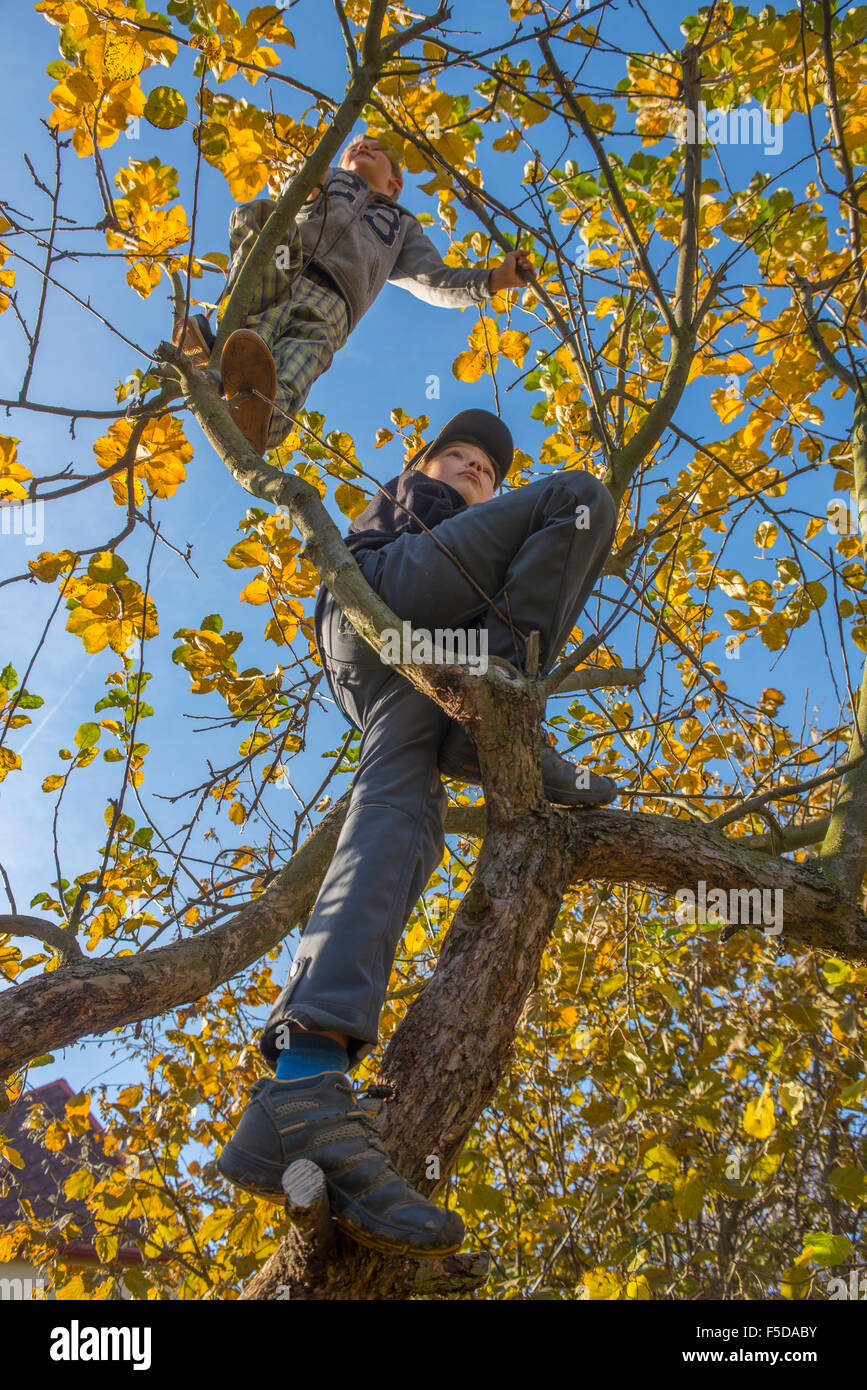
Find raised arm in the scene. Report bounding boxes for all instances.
[388,217,495,308]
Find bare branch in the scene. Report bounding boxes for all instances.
[0,914,83,963]
[538,32,677,338]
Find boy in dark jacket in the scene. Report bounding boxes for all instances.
[178,133,531,453]
[216,407,619,1260]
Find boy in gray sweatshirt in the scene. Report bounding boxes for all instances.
[177,132,531,453]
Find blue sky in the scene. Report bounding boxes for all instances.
[0,0,856,1106]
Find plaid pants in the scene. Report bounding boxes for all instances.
[221,201,350,450]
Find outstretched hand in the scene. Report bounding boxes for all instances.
[489,249,533,294]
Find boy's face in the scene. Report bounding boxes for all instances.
[339,135,402,199]
[417,441,497,505]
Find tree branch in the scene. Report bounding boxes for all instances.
[820,380,867,895]
[5,793,867,1086]
[554,664,644,694]
[0,914,84,963]
[673,43,701,332]
[788,270,859,390]
[538,33,677,338]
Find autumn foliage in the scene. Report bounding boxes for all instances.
[1,0,866,1300]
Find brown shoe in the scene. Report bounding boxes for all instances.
[220,329,277,456]
[172,312,215,368]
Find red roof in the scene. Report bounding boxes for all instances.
[0,1079,143,1264]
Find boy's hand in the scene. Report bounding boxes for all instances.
[489,249,532,293]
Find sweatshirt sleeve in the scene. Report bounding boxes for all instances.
[388,217,493,309]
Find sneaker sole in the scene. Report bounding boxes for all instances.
[545,786,618,808]
[332,1211,462,1259]
[217,1150,462,1259]
[221,329,276,455]
[215,1148,288,1203]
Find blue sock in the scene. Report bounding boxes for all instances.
[274,1030,349,1082]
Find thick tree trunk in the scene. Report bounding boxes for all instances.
[235,798,867,1299]
[241,798,577,1299]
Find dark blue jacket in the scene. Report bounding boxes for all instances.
[312,470,467,726]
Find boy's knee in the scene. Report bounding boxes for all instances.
[556,470,617,544]
[587,474,618,545]
[229,198,272,238]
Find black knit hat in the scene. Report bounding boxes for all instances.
[402,409,514,488]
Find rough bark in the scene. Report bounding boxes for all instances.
[820,382,867,896]
[5,11,865,1304]
[233,803,867,1299]
[0,790,351,1082]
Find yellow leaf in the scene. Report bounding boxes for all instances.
[403,921,426,956]
[27,549,78,583]
[780,1264,813,1301]
[625,1275,652,1299]
[55,1275,88,1300]
[755,521,778,549]
[452,348,486,383]
[64,1169,94,1200]
[240,576,270,605]
[126,260,161,298]
[67,580,158,653]
[673,1168,706,1219]
[61,1092,93,1136]
[334,481,368,519]
[88,550,128,584]
[710,388,745,424]
[0,435,31,500]
[742,411,771,448]
[0,1226,24,1262]
[452,318,500,382]
[498,329,530,365]
[0,748,22,784]
[743,1085,776,1139]
[643,1143,679,1180]
[582,1267,621,1300]
[224,537,269,570]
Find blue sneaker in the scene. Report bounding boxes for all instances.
[216,1073,464,1259]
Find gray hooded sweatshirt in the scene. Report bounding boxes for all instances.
[266,165,493,331]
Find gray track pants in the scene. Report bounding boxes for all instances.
[260,470,617,1069]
